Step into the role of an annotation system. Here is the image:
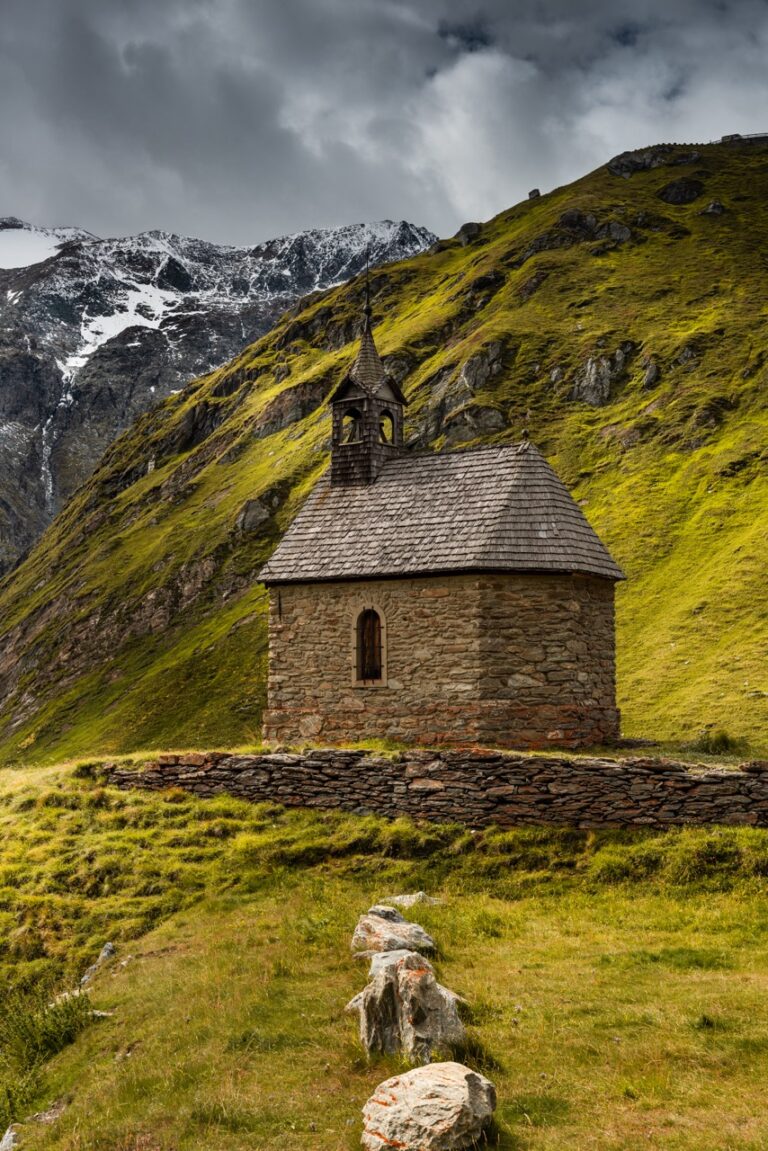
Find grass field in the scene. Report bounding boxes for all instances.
[3,763,768,1149]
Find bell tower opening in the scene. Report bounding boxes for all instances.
[379,411,395,444]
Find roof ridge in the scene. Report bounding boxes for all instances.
[381,440,527,469]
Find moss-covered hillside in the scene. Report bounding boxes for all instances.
[0,140,766,763]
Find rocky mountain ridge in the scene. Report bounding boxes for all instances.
[0,216,435,569]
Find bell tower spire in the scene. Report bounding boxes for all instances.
[329,277,407,486]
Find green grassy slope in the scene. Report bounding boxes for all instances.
[5,765,768,1150]
[0,140,767,762]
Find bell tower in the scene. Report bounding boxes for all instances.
[330,298,406,486]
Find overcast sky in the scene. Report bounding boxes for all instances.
[2,0,768,245]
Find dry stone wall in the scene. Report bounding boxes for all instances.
[103,749,768,828]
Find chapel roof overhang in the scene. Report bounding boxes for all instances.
[259,440,625,585]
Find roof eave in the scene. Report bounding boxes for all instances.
[260,564,625,586]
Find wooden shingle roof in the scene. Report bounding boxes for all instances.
[259,441,625,584]
[350,316,386,390]
[330,315,408,406]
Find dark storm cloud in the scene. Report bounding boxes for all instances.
[2,0,768,244]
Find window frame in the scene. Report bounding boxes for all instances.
[351,602,388,688]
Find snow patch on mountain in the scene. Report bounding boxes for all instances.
[63,282,178,379]
[0,218,93,270]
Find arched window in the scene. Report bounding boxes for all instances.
[342,407,363,443]
[356,608,382,682]
[379,410,395,444]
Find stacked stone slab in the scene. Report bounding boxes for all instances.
[348,902,496,1149]
[347,905,465,1062]
[104,750,768,829]
[351,904,437,955]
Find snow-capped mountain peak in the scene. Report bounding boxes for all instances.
[0,215,436,570]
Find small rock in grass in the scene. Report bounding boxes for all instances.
[80,942,115,986]
[361,1062,496,1151]
[352,906,435,954]
[739,760,768,774]
[388,891,441,909]
[347,950,465,1062]
[31,1098,67,1124]
[0,1126,20,1150]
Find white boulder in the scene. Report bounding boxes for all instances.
[361,1062,496,1151]
[351,905,435,955]
[347,950,465,1061]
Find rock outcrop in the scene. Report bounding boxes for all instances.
[657,178,705,205]
[570,342,635,406]
[607,147,701,178]
[80,941,115,987]
[351,905,435,955]
[361,1063,496,1151]
[422,341,507,444]
[346,950,465,1061]
[454,222,482,246]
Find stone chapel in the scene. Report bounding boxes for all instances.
[259,305,625,749]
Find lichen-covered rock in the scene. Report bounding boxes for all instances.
[0,1126,20,1151]
[361,1062,496,1151]
[351,905,435,954]
[454,222,482,246]
[657,178,705,205]
[389,891,440,909]
[80,941,115,986]
[607,147,700,177]
[346,949,465,1061]
[570,342,635,407]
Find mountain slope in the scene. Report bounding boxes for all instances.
[0,217,435,569]
[0,140,767,762]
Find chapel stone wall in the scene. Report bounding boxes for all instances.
[475,574,618,747]
[263,572,619,749]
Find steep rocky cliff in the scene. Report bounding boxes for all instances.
[0,140,766,762]
[0,217,435,569]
